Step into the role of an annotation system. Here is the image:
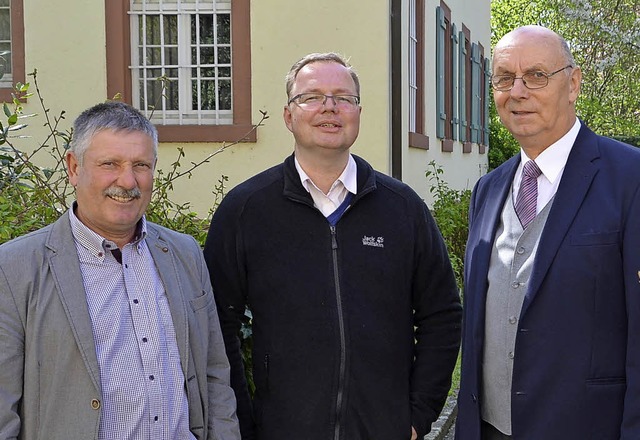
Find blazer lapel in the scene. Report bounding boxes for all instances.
[468,156,519,340]
[522,126,600,314]
[477,157,519,246]
[146,226,190,373]
[47,213,102,393]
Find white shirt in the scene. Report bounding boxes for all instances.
[294,154,358,217]
[513,118,581,213]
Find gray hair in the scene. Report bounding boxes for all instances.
[558,36,576,68]
[70,101,158,164]
[285,52,361,98]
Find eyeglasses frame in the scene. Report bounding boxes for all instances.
[287,93,361,111]
[491,65,573,91]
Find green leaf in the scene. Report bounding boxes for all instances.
[3,103,10,118]
[8,114,18,126]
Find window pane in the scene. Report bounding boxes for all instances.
[165,68,178,79]
[198,15,214,45]
[139,79,163,110]
[202,67,215,78]
[218,67,230,78]
[201,47,215,65]
[217,14,230,44]
[148,80,162,110]
[164,15,178,45]
[164,47,178,65]
[165,79,179,110]
[145,47,162,65]
[0,8,10,40]
[218,46,231,65]
[0,0,9,7]
[145,15,161,45]
[0,42,11,76]
[194,79,216,110]
[219,80,231,110]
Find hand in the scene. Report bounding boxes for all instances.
[411,426,418,440]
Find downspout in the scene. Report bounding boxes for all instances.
[390,0,402,180]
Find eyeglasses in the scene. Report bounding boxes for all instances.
[288,93,361,112]
[491,65,573,91]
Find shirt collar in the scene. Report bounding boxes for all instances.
[519,118,581,184]
[294,154,358,195]
[69,202,147,258]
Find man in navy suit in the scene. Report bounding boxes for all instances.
[456,25,640,440]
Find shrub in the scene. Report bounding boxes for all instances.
[426,161,471,291]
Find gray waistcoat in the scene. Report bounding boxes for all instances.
[480,192,554,434]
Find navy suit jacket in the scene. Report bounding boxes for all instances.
[456,124,640,440]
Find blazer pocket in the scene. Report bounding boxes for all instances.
[585,376,625,386]
[189,290,213,312]
[570,231,619,246]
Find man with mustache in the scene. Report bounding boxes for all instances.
[456,25,640,439]
[0,101,240,440]
[204,52,462,440]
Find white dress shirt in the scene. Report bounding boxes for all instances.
[294,154,358,217]
[513,118,581,213]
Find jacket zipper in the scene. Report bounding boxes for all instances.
[330,225,347,440]
[264,353,270,393]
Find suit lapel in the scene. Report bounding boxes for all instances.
[468,156,519,340]
[146,226,190,372]
[522,126,600,314]
[477,157,519,246]
[47,213,102,393]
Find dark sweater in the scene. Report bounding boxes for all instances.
[203,154,461,440]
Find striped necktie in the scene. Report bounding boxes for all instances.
[515,160,542,229]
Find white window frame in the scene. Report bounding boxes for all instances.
[129,0,232,126]
[408,0,417,133]
[0,0,12,88]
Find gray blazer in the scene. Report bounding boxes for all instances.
[0,211,240,440]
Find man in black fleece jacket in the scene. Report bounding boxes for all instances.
[203,52,462,440]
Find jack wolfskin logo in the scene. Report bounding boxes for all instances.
[362,236,384,248]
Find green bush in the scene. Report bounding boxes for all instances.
[426,161,471,291]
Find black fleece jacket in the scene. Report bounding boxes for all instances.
[203,154,461,440]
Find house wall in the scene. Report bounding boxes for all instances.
[208,0,392,215]
[14,0,489,216]
[403,0,491,203]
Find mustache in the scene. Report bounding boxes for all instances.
[103,186,142,199]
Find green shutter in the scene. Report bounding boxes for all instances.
[483,57,491,145]
[458,31,467,142]
[436,6,446,139]
[470,43,480,144]
[451,23,458,141]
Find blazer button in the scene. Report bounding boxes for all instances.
[91,399,101,410]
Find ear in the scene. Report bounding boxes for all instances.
[66,151,81,186]
[569,66,582,103]
[283,105,294,133]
